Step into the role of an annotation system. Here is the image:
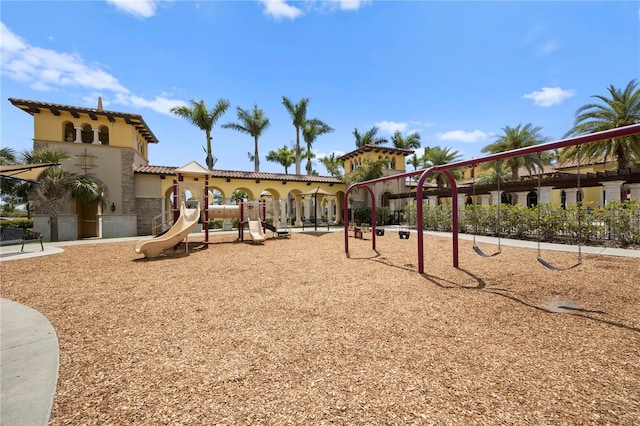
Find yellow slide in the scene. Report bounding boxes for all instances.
[134,202,201,258]
[247,218,266,244]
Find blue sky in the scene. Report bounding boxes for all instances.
[1,1,638,175]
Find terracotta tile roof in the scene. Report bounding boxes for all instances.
[9,98,159,144]
[338,144,415,161]
[135,165,176,175]
[134,165,343,184]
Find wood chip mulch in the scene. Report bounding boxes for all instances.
[1,231,639,425]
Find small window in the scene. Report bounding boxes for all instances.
[81,124,93,143]
[63,122,75,142]
[99,126,109,146]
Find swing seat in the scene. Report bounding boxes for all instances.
[537,256,581,272]
[375,228,385,236]
[399,230,410,239]
[472,245,501,258]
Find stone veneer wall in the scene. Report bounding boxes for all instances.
[136,197,163,236]
[33,214,78,242]
[99,215,137,238]
[121,150,136,215]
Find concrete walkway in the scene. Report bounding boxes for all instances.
[0,230,637,425]
[1,299,59,426]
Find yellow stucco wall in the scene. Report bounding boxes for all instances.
[343,150,407,175]
[33,109,148,160]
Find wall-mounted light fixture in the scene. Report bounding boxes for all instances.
[111,202,116,212]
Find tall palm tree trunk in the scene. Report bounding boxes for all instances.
[48,198,62,242]
[615,143,628,169]
[254,135,260,173]
[295,131,301,175]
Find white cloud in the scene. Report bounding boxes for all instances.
[259,0,303,20]
[327,0,371,11]
[314,149,345,160]
[435,130,488,143]
[1,23,129,93]
[408,120,432,127]
[1,23,181,116]
[536,40,559,55]
[122,93,187,115]
[105,0,162,18]
[260,0,369,19]
[522,86,575,107]
[375,120,408,134]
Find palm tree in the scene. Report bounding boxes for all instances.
[391,130,421,149]
[353,126,388,148]
[0,147,17,164]
[170,99,230,170]
[406,153,422,171]
[282,96,309,175]
[562,79,640,169]
[222,104,270,172]
[319,153,344,178]
[231,189,249,204]
[266,145,296,174]
[0,147,18,199]
[302,119,334,175]
[476,162,510,185]
[22,148,101,242]
[422,146,463,189]
[481,123,548,181]
[0,148,25,214]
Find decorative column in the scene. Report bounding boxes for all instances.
[489,190,502,205]
[600,181,625,204]
[295,198,302,226]
[457,193,466,222]
[514,191,529,207]
[92,128,100,144]
[74,127,82,143]
[279,199,287,226]
[327,198,334,224]
[564,188,579,205]
[479,194,490,206]
[304,197,312,222]
[427,196,438,206]
[627,183,640,201]
[538,186,553,204]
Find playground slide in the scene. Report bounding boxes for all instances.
[134,202,201,258]
[247,219,266,243]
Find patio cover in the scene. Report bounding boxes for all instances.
[0,163,58,182]
[300,187,334,197]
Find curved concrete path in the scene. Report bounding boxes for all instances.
[1,298,59,426]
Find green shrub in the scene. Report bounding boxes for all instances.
[208,219,223,229]
[0,218,33,231]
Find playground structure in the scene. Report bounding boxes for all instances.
[343,123,640,274]
[134,173,289,257]
[134,201,200,258]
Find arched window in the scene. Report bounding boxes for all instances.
[527,190,538,208]
[99,125,109,146]
[561,190,567,210]
[577,189,583,204]
[63,122,75,142]
[387,158,395,169]
[81,124,93,143]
